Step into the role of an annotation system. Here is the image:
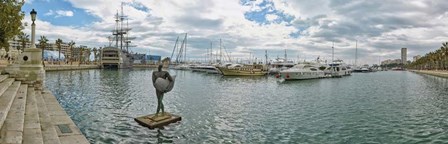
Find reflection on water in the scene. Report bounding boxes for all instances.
[45,70,448,143]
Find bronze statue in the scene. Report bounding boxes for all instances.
[152,65,173,116]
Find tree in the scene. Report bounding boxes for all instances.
[38,36,48,67]
[93,47,98,63]
[86,48,91,64]
[18,32,29,51]
[68,40,75,65]
[79,47,84,66]
[0,1,25,52]
[55,38,63,65]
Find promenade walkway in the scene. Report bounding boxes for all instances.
[411,70,448,78]
[0,60,99,72]
[0,74,89,144]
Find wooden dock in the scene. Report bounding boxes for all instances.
[134,113,181,129]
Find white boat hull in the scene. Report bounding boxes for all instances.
[279,71,325,80]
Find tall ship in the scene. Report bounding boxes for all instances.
[101,4,135,69]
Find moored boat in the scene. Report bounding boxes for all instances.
[268,58,295,74]
[217,64,268,76]
[278,63,326,80]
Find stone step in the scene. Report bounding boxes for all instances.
[0,78,15,98]
[0,75,7,83]
[42,90,89,144]
[0,84,27,143]
[35,91,61,144]
[22,87,43,144]
[0,81,21,134]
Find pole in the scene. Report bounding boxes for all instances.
[284,49,287,60]
[220,39,222,63]
[210,42,213,63]
[355,40,358,67]
[185,33,187,63]
[265,50,268,65]
[31,21,36,49]
[331,42,334,74]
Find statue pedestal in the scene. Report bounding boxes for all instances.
[134,112,181,129]
[4,48,45,90]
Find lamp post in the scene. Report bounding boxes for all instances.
[30,9,37,49]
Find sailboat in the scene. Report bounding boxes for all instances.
[101,4,134,69]
[171,33,192,70]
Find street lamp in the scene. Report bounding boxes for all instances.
[30,9,37,49]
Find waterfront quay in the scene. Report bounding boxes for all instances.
[0,74,89,143]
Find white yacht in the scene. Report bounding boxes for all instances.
[353,64,371,73]
[325,60,351,77]
[173,64,194,70]
[268,58,295,74]
[278,63,326,80]
[191,65,220,74]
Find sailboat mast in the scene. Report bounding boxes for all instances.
[284,49,287,60]
[210,42,213,63]
[355,40,358,66]
[206,44,209,63]
[170,36,179,61]
[184,33,187,63]
[332,42,334,63]
[220,39,222,63]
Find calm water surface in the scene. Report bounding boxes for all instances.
[45,69,448,143]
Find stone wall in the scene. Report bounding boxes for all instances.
[44,65,100,71]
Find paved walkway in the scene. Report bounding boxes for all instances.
[411,70,448,78]
[0,74,89,144]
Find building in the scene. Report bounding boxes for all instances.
[413,55,421,62]
[401,48,407,64]
[72,45,89,61]
[7,37,31,51]
[36,42,71,58]
[381,59,402,65]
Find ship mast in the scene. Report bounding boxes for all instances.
[355,40,358,67]
[184,33,187,63]
[210,42,213,64]
[332,42,334,63]
[114,11,119,48]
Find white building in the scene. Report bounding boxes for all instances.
[7,37,31,51]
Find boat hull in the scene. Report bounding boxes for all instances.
[279,72,325,80]
[217,67,267,76]
[101,47,133,69]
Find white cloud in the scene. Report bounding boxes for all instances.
[45,10,74,17]
[23,0,448,65]
[265,14,278,21]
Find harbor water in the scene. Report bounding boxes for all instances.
[45,69,448,143]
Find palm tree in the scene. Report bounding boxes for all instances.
[92,47,98,64]
[55,38,63,65]
[38,36,48,67]
[79,47,84,66]
[68,41,75,65]
[86,48,91,64]
[18,32,29,51]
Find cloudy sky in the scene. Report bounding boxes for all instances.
[21,0,448,65]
